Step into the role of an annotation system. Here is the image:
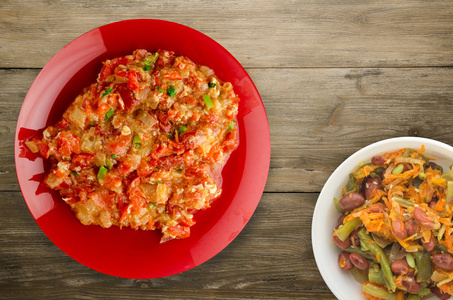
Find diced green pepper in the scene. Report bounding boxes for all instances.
[102,87,113,97]
[97,166,108,181]
[106,159,114,170]
[208,82,216,88]
[104,108,114,120]
[203,94,214,109]
[143,65,151,71]
[133,135,141,149]
[178,126,187,133]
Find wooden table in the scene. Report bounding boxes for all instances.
[1,1,453,299]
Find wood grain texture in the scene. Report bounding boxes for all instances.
[0,192,332,299]
[3,67,453,192]
[2,0,453,298]
[1,0,453,69]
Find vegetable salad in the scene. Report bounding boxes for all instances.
[333,146,453,300]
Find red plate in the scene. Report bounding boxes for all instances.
[14,19,270,279]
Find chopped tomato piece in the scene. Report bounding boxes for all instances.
[166,225,190,239]
[127,177,147,211]
[164,70,182,81]
[71,153,95,170]
[57,131,80,157]
[118,84,140,111]
[106,132,132,155]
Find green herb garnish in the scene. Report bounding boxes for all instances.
[102,87,113,97]
[104,108,114,120]
[167,86,176,97]
[208,82,216,88]
[149,52,159,64]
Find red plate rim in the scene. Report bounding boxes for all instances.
[14,19,270,279]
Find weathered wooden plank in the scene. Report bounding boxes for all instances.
[2,67,453,192]
[0,191,334,299]
[1,0,453,69]
[252,67,453,192]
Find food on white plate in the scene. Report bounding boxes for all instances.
[332,146,453,299]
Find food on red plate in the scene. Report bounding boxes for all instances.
[25,49,240,242]
[332,146,453,299]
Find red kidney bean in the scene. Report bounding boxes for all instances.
[349,253,370,270]
[339,193,365,211]
[349,228,361,248]
[363,177,383,199]
[405,219,417,237]
[422,235,436,252]
[333,233,351,250]
[368,203,386,213]
[429,162,443,172]
[337,214,346,227]
[431,286,451,300]
[338,252,354,271]
[400,276,420,293]
[391,259,412,275]
[429,199,438,209]
[371,155,386,165]
[392,218,408,240]
[432,254,453,271]
[413,207,435,229]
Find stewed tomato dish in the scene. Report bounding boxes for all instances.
[25,49,240,242]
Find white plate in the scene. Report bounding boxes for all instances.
[312,137,453,300]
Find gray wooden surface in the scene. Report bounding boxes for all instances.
[1,0,453,299]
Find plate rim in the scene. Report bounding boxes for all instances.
[14,19,271,279]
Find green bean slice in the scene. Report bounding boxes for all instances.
[358,228,396,292]
[406,253,416,268]
[362,283,397,300]
[414,250,432,282]
[368,266,386,286]
[346,174,356,192]
[392,195,413,207]
[335,218,361,242]
[333,197,344,214]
